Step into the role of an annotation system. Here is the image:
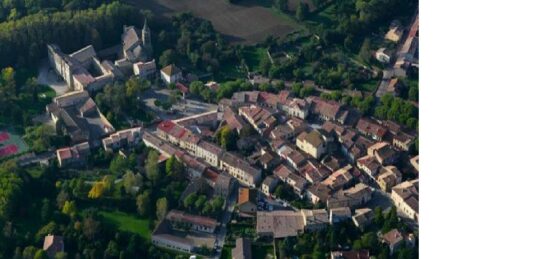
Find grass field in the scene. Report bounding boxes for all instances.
[99,210,150,240]
[123,0,301,45]
[243,47,268,71]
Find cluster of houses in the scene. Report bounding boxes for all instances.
[42,84,419,254]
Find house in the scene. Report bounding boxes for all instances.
[300,160,331,183]
[238,188,258,215]
[133,59,156,79]
[385,21,404,42]
[306,183,332,204]
[220,152,262,187]
[56,142,90,167]
[256,210,305,238]
[43,234,64,258]
[368,142,399,165]
[232,237,252,259]
[327,183,372,209]
[352,208,374,231]
[296,130,327,159]
[277,144,307,170]
[393,132,415,151]
[238,105,278,136]
[307,96,348,123]
[273,164,308,197]
[165,210,219,233]
[46,90,114,147]
[391,179,419,222]
[357,155,382,178]
[261,176,279,196]
[102,127,142,152]
[282,98,310,119]
[256,149,280,170]
[381,229,404,255]
[302,209,330,231]
[356,118,388,141]
[196,140,223,168]
[331,250,370,259]
[203,170,235,197]
[223,107,246,134]
[376,166,402,192]
[375,48,392,63]
[329,207,352,224]
[152,219,215,253]
[160,64,183,85]
[322,164,354,191]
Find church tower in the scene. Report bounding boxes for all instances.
[142,18,152,57]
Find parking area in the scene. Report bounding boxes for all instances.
[140,89,218,120]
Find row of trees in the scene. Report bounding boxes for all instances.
[374,94,418,129]
[0,0,113,23]
[182,193,225,218]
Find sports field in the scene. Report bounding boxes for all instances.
[0,129,29,159]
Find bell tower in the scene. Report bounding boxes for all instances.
[142,18,152,57]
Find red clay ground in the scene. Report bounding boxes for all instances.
[124,0,300,45]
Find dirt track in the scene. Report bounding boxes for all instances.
[124,0,299,45]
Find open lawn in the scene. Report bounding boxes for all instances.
[99,210,150,240]
[243,47,268,71]
[123,0,301,45]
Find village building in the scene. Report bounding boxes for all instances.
[307,96,348,124]
[391,179,419,222]
[329,207,352,224]
[220,152,262,187]
[306,183,332,204]
[381,229,405,255]
[367,142,399,165]
[322,164,355,191]
[273,164,308,197]
[356,118,388,141]
[261,176,279,196]
[232,237,253,259]
[237,187,258,215]
[102,127,142,152]
[281,98,310,119]
[393,132,415,151]
[203,170,236,197]
[300,160,331,183]
[160,64,183,85]
[56,142,90,167]
[278,145,307,170]
[196,140,223,168]
[377,166,403,192]
[165,210,219,234]
[238,105,278,136]
[352,208,374,231]
[47,44,118,92]
[296,130,327,159]
[410,155,419,172]
[133,59,157,79]
[327,183,372,209]
[152,219,215,253]
[46,91,115,147]
[357,155,382,178]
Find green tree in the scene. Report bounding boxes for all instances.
[216,126,237,150]
[183,193,198,209]
[296,2,309,21]
[61,201,77,218]
[145,150,160,185]
[159,49,177,68]
[136,191,151,216]
[88,182,105,199]
[156,197,168,221]
[33,250,48,259]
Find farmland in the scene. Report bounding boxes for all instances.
[124,0,301,45]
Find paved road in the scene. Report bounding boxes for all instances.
[212,187,238,258]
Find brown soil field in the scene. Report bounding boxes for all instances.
[124,0,300,45]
